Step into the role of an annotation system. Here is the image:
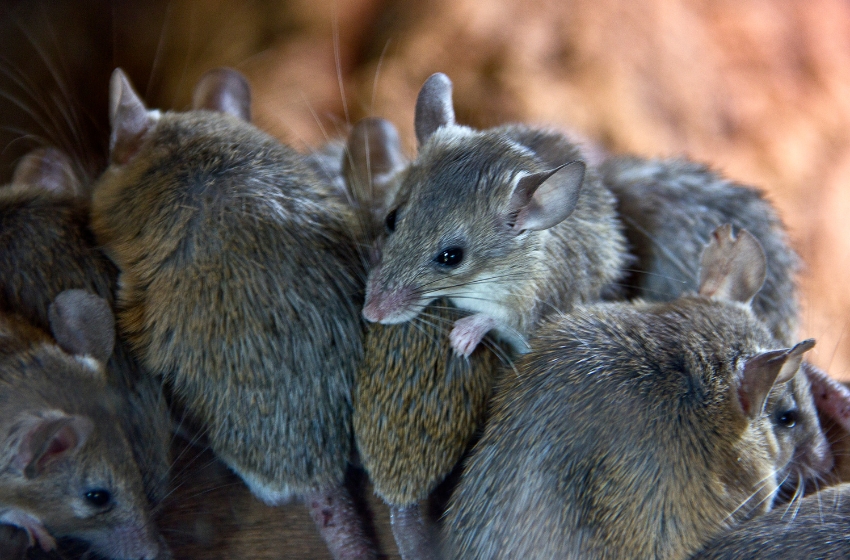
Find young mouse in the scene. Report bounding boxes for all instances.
[0,290,162,560]
[0,147,173,512]
[361,72,629,357]
[339,117,505,560]
[601,155,799,345]
[688,482,850,559]
[90,68,376,559]
[442,225,824,560]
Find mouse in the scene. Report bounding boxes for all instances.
[688,482,850,559]
[336,117,505,560]
[596,156,836,500]
[0,146,173,514]
[0,289,162,560]
[442,225,824,560]
[600,155,799,346]
[89,67,377,559]
[360,72,629,357]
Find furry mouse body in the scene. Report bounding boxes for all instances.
[361,73,628,357]
[442,225,826,560]
[90,68,375,559]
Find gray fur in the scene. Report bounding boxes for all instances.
[689,483,850,559]
[601,156,799,345]
[364,118,628,350]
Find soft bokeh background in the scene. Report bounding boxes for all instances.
[1,0,847,381]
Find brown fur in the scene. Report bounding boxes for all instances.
[91,105,363,501]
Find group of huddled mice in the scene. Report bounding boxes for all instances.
[1,66,849,560]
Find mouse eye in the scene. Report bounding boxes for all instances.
[434,247,464,268]
[84,489,112,508]
[385,208,398,233]
[775,409,799,428]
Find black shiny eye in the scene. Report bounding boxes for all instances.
[84,489,112,508]
[776,409,799,428]
[385,209,398,233]
[434,247,464,267]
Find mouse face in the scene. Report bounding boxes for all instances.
[0,293,160,560]
[766,372,833,499]
[365,127,554,326]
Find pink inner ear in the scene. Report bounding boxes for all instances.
[12,415,91,479]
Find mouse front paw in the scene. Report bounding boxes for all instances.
[450,314,497,358]
[0,510,55,552]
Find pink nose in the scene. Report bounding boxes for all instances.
[362,275,416,324]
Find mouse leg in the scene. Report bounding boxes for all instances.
[305,484,378,560]
[0,510,55,551]
[450,314,497,358]
[390,503,439,560]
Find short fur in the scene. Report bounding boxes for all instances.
[0,310,161,560]
[365,121,628,345]
[91,106,364,500]
[602,156,798,345]
[443,296,814,559]
[0,159,172,510]
[689,483,850,559]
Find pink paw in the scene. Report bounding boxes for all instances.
[0,510,55,551]
[450,314,497,358]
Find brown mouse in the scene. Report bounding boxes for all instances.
[442,225,823,560]
[90,68,376,559]
[0,147,173,513]
[688,482,850,559]
[0,290,162,560]
[337,117,505,560]
[598,156,834,500]
[361,72,628,357]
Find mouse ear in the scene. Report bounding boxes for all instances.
[508,161,585,233]
[415,73,455,147]
[698,225,766,304]
[109,69,156,166]
[8,411,93,479]
[738,339,815,418]
[343,117,408,217]
[192,67,251,122]
[48,290,115,364]
[11,148,83,197]
[803,361,850,434]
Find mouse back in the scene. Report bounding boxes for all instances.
[0,292,161,560]
[601,156,799,345]
[443,225,816,560]
[91,68,364,500]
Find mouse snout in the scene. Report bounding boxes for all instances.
[362,275,420,324]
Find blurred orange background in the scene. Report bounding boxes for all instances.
[1,0,848,378]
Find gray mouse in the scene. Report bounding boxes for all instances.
[337,117,505,560]
[90,68,377,559]
[0,147,173,513]
[600,155,799,345]
[442,225,825,560]
[361,72,629,357]
[0,289,162,560]
[688,482,850,559]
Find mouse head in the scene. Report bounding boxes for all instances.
[4,147,83,199]
[362,72,586,324]
[689,225,819,512]
[0,290,160,559]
